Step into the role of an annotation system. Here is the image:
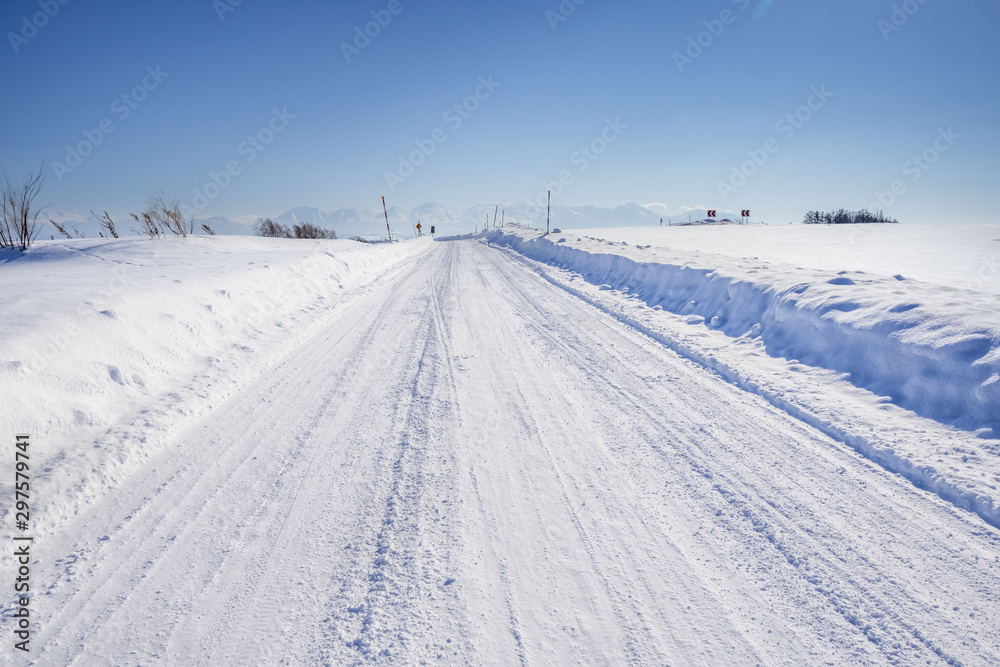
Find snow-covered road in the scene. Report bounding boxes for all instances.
[22,239,1000,665]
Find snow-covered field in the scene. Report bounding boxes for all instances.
[2,227,999,665]
[580,223,1000,294]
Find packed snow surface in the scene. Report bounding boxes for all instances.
[1,232,999,665]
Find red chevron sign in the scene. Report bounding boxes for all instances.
[707,210,717,217]
[742,209,750,217]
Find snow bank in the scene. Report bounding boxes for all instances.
[0,236,428,532]
[482,228,1000,437]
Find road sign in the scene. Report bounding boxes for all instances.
[742,209,750,217]
[416,223,422,231]
[431,226,435,234]
[707,210,717,218]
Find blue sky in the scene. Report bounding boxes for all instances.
[1,0,998,224]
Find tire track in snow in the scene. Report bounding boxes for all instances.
[489,239,1000,531]
[460,244,676,665]
[463,469,531,665]
[206,254,442,665]
[31,255,436,665]
[334,247,470,664]
[470,239,991,665]
[444,245,539,665]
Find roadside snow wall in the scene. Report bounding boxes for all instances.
[484,229,1000,437]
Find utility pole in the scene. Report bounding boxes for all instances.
[501,209,504,228]
[493,205,499,229]
[381,196,392,241]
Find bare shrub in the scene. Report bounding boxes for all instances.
[254,217,291,238]
[201,224,216,235]
[130,210,161,238]
[253,218,336,240]
[0,164,48,250]
[130,192,189,238]
[292,222,336,239]
[92,210,119,238]
[50,219,73,239]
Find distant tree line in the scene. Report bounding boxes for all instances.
[803,209,899,225]
[254,217,336,239]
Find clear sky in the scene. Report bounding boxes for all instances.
[2,0,998,224]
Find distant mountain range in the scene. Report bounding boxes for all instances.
[39,204,750,240]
